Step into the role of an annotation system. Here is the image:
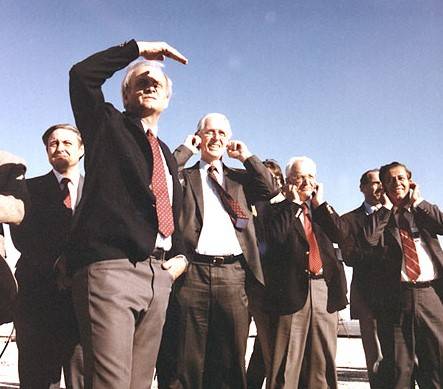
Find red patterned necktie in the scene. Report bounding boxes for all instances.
[60,177,72,209]
[207,165,249,230]
[146,130,174,237]
[398,210,420,281]
[302,203,323,274]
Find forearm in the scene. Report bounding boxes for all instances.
[69,40,140,136]
[70,39,139,94]
[364,206,391,246]
[173,144,194,170]
[313,202,346,243]
[415,200,443,234]
[244,156,276,201]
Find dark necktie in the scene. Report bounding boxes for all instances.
[146,130,174,237]
[398,210,420,281]
[302,203,323,274]
[207,165,248,230]
[60,177,72,209]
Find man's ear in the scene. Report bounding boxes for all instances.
[79,144,85,160]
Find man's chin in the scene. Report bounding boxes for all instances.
[51,160,69,173]
[390,194,406,206]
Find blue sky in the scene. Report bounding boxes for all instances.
[2,0,442,214]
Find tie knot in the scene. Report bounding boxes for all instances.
[61,177,70,187]
[208,165,218,174]
[302,203,310,215]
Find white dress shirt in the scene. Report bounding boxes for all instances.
[195,159,243,256]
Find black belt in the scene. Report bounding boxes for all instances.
[401,280,436,289]
[192,253,243,265]
[151,248,168,261]
[306,270,324,280]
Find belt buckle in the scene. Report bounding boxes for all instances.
[212,256,225,265]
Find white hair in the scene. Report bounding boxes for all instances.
[285,156,317,178]
[121,60,172,108]
[195,113,232,137]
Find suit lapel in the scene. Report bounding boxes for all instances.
[46,171,63,203]
[294,216,307,242]
[188,164,204,220]
[387,217,402,249]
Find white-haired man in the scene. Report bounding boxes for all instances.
[160,113,274,389]
[267,156,347,389]
[68,40,189,389]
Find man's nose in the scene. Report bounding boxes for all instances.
[144,84,156,93]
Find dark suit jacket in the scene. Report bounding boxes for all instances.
[11,171,81,289]
[364,201,443,318]
[68,40,184,271]
[265,200,348,315]
[174,145,274,285]
[340,204,381,319]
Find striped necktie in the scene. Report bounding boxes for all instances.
[398,209,420,281]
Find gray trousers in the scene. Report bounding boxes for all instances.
[268,278,338,389]
[72,257,173,389]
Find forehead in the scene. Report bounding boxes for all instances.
[386,166,408,178]
[131,65,166,85]
[366,171,380,182]
[201,117,231,135]
[47,128,79,141]
[290,160,316,176]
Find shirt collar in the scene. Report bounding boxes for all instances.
[141,122,159,137]
[52,169,80,186]
[363,201,381,215]
[199,159,223,173]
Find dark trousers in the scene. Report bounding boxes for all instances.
[72,257,173,389]
[246,281,278,389]
[246,335,266,389]
[14,283,83,389]
[171,260,250,389]
[377,283,443,389]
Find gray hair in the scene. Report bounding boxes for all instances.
[285,156,317,178]
[121,60,173,108]
[195,113,232,137]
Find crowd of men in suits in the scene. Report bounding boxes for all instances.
[1,39,442,389]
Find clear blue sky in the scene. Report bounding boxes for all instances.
[2,0,442,214]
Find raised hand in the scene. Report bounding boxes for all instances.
[136,41,188,64]
[226,140,252,163]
